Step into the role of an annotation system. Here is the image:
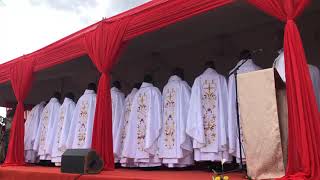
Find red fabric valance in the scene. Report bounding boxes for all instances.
[247,0,320,179]
[3,58,34,165]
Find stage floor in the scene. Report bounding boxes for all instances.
[0,166,246,180]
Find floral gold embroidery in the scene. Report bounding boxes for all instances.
[39,108,49,153]
[121,97,133,145]
[163,88,176,149]
[57,110,65,152]
[201,79,217,145]
[137,93,148,152]
[77,101,89,147]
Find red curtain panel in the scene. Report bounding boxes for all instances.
[84,18,131,170]
[4,59,34,166]
[247,0,320,179]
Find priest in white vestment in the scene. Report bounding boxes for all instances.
[33,92,61,160]
[159,68,194,167]
[66,83,97,149]
[227,50,262,163]
[110,81,125,162]
[120,83,140,167]
[274,49,320,111]
[51,93,76,166]
[186,61,229,162]
[122,75,162,167]
[24,101,45,163]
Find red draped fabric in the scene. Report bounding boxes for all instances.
[121,0,234,41]
[247,0,320,179]
[4,59,34,165]
[84,18,131,170]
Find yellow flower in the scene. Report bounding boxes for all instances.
[215,176,221,180]
[223,176,229,180]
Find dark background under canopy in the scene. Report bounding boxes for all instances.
[0,1,319,107]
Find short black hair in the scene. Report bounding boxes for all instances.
[239,49,252,60]
[65,92,75,101]
[143,74,153,83]
[172,67,184,80]
[204,61,216,69]
[53,91,61,101]
[133,82,141,89]
[112,81,121,90]
[87,83,97,92]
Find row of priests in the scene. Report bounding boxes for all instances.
[110,60,255,168]
[24,50,319,167]
[111,50,319,168]
[24,83,97,165]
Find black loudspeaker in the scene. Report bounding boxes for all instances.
[61,149,104,174]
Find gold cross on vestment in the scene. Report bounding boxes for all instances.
[168,92,174,101]
[204,82,213,94]
[140,93,146,104]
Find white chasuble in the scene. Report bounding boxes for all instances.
[67,90,96,149]
[274,50,320,111]
[308,65,320,111]
[111,87,125,162]
[122,82,162,167]
[51,97,76,165]
[34,98,61,160]
[186,68,228,162]
[119,88,138,167]
[159,75,194,167]
[227,59,261,162]
[24,102,45,163]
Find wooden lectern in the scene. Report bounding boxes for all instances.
[237,68,288,179]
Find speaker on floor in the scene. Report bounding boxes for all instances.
[61,149,104,174]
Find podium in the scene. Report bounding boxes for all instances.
[237,68,288,179]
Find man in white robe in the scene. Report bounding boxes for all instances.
[119,83,140,167]
[122,75,162,167]
[159,68,194,167]
[274,49,320,111]
[66,83,97,149]
[33,92,61,160]
[227,50,262,163]
[186,61,228,162]
[24,101,45,163]
[51,93,76,166]
[110,81,125,162]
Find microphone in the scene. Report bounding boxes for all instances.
[252,48,263,54]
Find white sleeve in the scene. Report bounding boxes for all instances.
[186,78,205,145]
[227,74,237,155]
[145,89,162,155]
[218,76,228,152]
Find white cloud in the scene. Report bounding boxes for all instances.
[0,0,149,63]
[29,0,98,13]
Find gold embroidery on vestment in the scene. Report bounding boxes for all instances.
[137,93,147,152]
[57,110,65,152]
[39,108,49,153]
[121,97,133,145]
[77,101,89,147]
[201,79,217,145]
[163,88,176,149]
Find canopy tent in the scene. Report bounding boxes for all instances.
[0,0,319,179]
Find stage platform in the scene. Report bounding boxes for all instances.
[0,166,246,180]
